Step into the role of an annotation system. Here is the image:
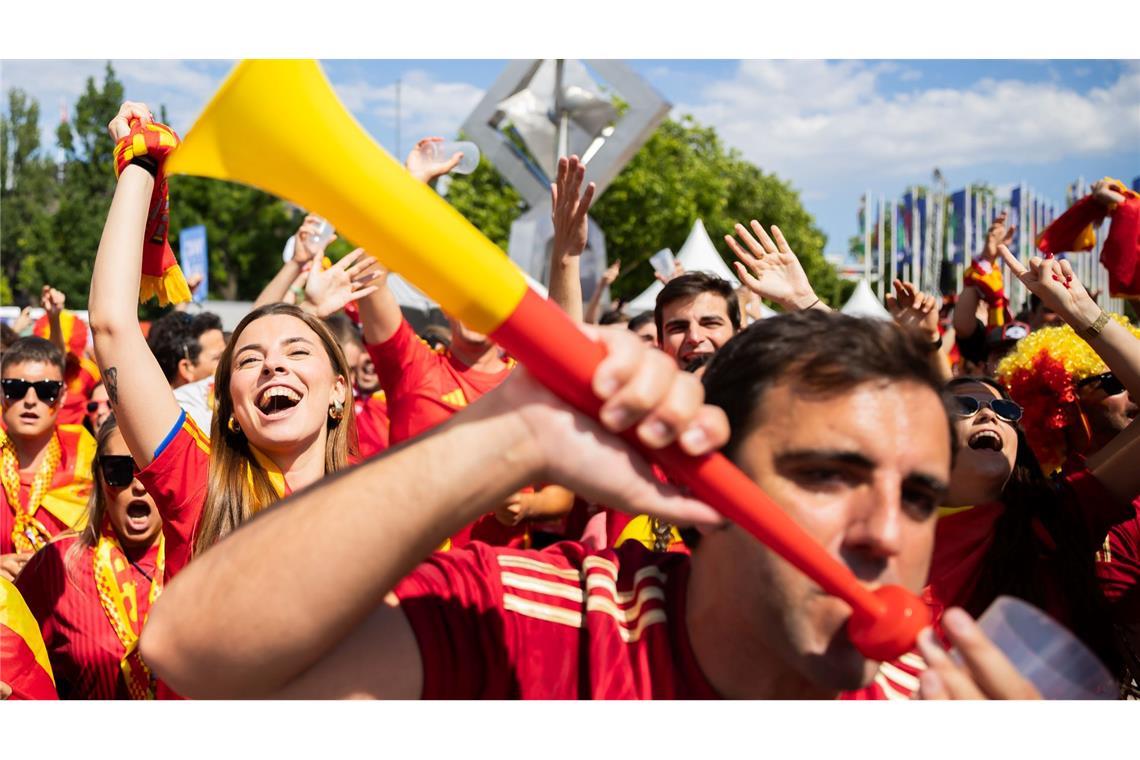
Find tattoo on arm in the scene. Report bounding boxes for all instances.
[104,367,119,404]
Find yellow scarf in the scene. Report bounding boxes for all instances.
[2,431,62,552]
[93,525,165,699]
[246,445,287,501]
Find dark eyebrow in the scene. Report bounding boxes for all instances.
[235,342,265,356]
[774,449,949,494]
[663,318,690,331]
[282,336,316,348]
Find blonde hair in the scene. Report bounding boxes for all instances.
[195,304,357,554]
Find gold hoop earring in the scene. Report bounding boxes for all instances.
[329,399,344,423]
[227,415,242,434]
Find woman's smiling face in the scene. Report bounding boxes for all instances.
[228,314,346,456]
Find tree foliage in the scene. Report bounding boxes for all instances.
[1,63,294,311]
[445,113,841,306]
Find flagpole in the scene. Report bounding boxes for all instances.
[891,196,898,290]
[864,189,872,284]
[877,194,886,301]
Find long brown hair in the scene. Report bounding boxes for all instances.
[195,303,357,554]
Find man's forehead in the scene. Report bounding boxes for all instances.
[663,291,730,320]
[747,381,951,477]
[2,361,62,381]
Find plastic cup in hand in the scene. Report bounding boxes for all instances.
[309,216,334,249]
[430,141,480,175]
[966,596,1116,700]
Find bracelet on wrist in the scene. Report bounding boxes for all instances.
[1082,309,1110,341]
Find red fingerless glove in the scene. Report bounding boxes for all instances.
[113,119,192,306]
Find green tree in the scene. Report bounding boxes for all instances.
[1,89,60,306]
[445,113,842,306]
[438,151,524,251]
[167,176,295,301]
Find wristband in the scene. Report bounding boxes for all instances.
[128,155,159,178]
[928,334,943,351]
[1082,310,1110,341]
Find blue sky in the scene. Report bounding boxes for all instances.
[2,58,1137,259]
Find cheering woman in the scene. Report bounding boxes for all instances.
[88,102,364,578]
[16,417,169,698]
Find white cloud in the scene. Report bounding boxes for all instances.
[675,60,1140,186]
[329,69,485,146]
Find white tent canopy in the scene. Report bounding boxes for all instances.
[626,219,740,314]
[839,279,892,321]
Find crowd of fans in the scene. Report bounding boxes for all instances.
[1,101,1138,701]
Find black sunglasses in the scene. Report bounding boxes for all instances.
[1077,372,1125,397]
[86,399,111,413]
[1,378,64,405]
[100,455,139,488]
[952,395,1023,423]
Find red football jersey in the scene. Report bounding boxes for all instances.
[353,390,390,459]
[134,411,209,581]
[393,540,719,699]
[15,535,168,699]
[367,319,513,446]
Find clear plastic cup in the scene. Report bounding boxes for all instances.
[308,216,334,248]
[966,596,1116,700]
[430,141,480,175]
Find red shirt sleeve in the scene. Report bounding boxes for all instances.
[392,544,520,699]
[135,411,209,580]
[367,319,435,403]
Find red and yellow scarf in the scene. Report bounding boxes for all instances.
[113,118,191,307]
[2,432,62,552]
[93,523,165,700]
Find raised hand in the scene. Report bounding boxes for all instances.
[981,211,1016,261]
[997,244,1100,331]
[654,259,685,286]
[600,259,621,286]
[12,306,34,334]
[405,137,462,184]
[293,214,335,265]
[917,609,1040,700]
[725,221,820,310]
[40,285,65,318]
[106,100,152,142]
[885,280,939,339]
[1091,178,1127,208]
[303,248,383,319]
[551,155,596,259]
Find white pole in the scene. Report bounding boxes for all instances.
[864,190,872,284]
[912,186,921,288]
[890,196,898,289]
[877,194,886,301]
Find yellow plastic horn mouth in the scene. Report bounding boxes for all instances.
[167,59,527,334]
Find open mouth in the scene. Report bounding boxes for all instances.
[968,430,1003,452]
[125,501,152,531]
[256,386,302,417]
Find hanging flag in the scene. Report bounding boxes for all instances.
[898,196,913,274]
[178,225,209,304]
[1010,185,1023,257]
[949,189,967,265]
